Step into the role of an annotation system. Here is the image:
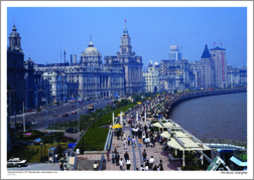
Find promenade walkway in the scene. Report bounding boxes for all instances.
[106,108,181,171]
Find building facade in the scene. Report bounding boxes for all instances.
[34,40,125,100]
[143,64,160,93]
[169,45,182,61]
[24,57,35,111]
[104,24,143,95]
[210,46,228,88]
[7,25,25,115]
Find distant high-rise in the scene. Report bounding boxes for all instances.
[169,45,182,61]
[210,46,227,88]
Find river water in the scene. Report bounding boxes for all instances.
[170,92,247,141]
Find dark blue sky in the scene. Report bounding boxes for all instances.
[7,7,247,68]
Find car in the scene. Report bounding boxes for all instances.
[62,113,69,117]
[86,109,91,113]
[71,111,77,114]
[7,158,27,168]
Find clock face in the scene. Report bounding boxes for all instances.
[122,38,127,44]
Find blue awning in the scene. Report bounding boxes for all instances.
[230,156,247,167]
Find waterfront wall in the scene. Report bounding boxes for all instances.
[168,88,247,116]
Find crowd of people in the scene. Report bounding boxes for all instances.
[103,105,168,171]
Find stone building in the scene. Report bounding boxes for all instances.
[104,23,143,95]
[34,39,125,100]
[42,69,67,103]
[198,45,215,89]
[7,25,25,115]
[158,59,195,91]
[210,46,228,88]
[142,64,160,93]
[24,57,35,111]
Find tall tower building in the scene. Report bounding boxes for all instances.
[169,45,182,61]
[199,45,215,88]
[210,46,227,88]
[104,20,143,95]
[7,24,25,115]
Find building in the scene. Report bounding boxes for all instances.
[198,45,215,89]
[227,66,247,87]
[143,63,160,93]
[34,39,125,100]
[24,57,35,111]
[158,59,195,91]
[7,24,25,115]
[169,45,182,61]
[34,71,51,108]
[210,46,228,88]
[42,69,67,103]
[104,22,143,95]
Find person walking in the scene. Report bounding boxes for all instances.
[144,124,147,132]
[119,158,124,170]
[142,134,146,145]
[149,156,155,169]
[123,138,127,150]
[142,149,147,162]
[111,151,115,164]
[145,160,149,171]
[114,148,117,154]
[126,158,131,171]
[106,149,110,162]
[123,132,126,140]
[116,152,120,166]
[132,136,136,148]
[127,136,131,146]
[159,160,164,171]
[124,151,129,163]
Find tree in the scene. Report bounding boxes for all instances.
[41,136,54,162]
[96,108,105,122]
[52,132,64,154]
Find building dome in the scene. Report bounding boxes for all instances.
[84,41,99,55]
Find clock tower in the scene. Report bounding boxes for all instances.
[120,21,132,55]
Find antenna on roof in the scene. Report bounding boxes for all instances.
[13,12,15,26]
[124,19,126,28]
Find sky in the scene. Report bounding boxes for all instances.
[6,6,247,68]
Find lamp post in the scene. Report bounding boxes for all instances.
[40,142,43,162]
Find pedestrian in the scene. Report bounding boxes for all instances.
[121,131,123,141]
[114,148,117,154]
[55,154,58,163]
[119,158,124,170]
[111,151,115,164]
[126,158,131,171]
[102,160,106,171]
[59,162,64,171]
[124,151,129,162]
[93,162,99,171]
[146,137,150,147]
[149,156,155,169]
[159,160,164,171]
[142,134,146,144]
[116,152,120,166]
[106,149,110,161]
[145,160,149,168]
[123,138,127,150]
[142,149,147,162]
[139,165,145,171]
[123,132,126,140]
[132,136,136,148]
[127,136,131,146]
[117,130,120,140]
[63,161,68,170]
[144,124,147,132]
[153,165,157,171]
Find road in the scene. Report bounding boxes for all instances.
[9,99,113,130]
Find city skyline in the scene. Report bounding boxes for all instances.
[6,5,248,68]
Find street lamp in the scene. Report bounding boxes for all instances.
[40,142,43,162]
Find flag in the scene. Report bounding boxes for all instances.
[214,42,216,44]
[125,19,126,22]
